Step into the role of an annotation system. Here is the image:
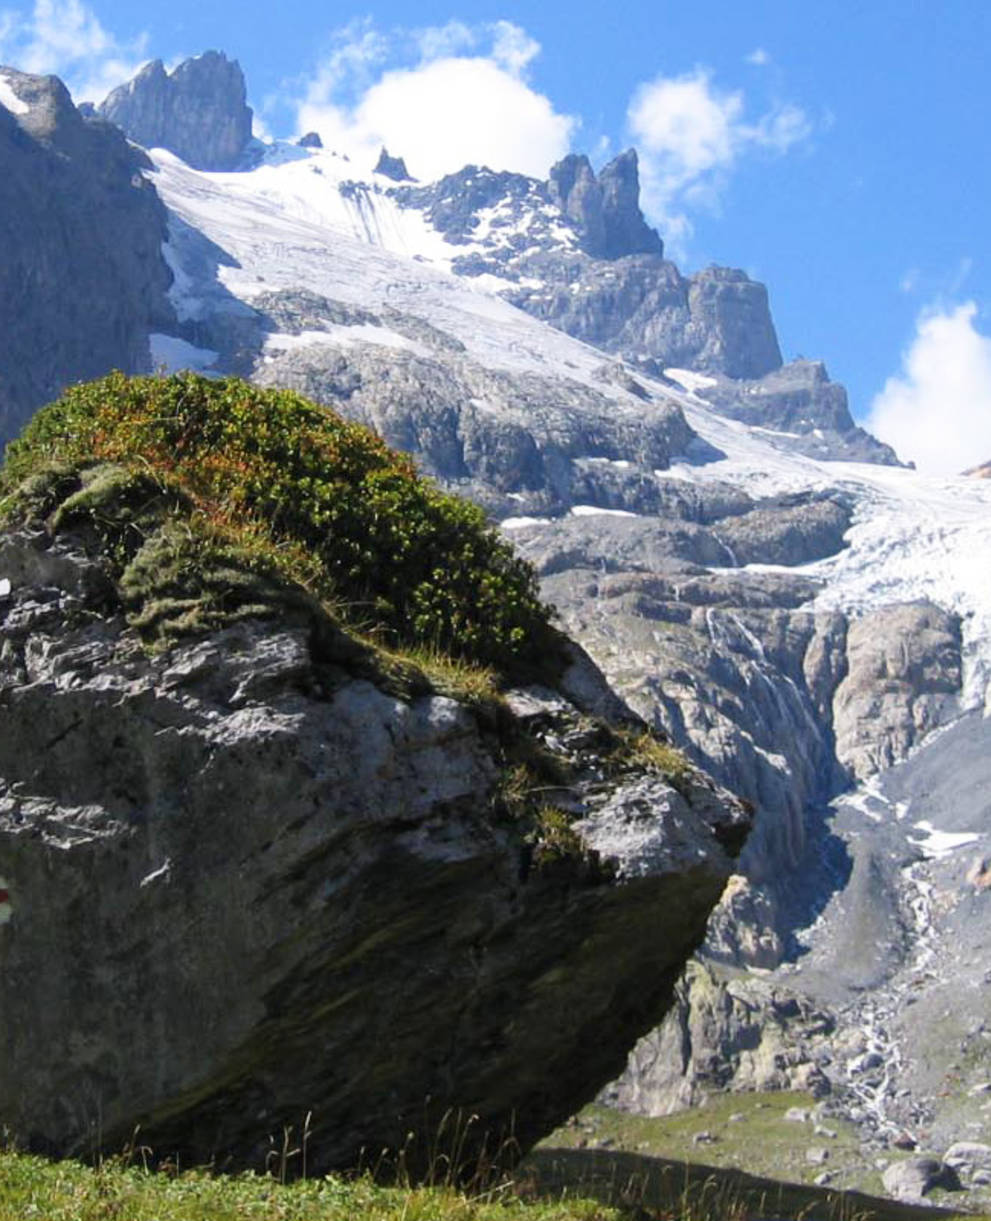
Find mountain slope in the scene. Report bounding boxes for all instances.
[132,106,991,1193]
[1,53,990,1202]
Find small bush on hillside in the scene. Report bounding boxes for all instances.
[0,372,561,675]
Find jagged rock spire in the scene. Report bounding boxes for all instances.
[548,148,662,259]
[99,51,253,171]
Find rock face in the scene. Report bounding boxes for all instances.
[0,68,174,446]
[98,52,253,171]
[232,289,696,517]
[832,602,962,778]
[605,958,835,1115]
[374,147,412,181]
[512,507,854,897]
[503,259,783,384]
[392,155,786,385]
[693,360,899,464]
[548,150,662,259]
[0,523,747,1171]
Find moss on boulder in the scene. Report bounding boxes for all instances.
[0,371,562,676]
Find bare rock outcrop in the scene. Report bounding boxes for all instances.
[604,958,835,1115]
[695,360,900,465]
[98,52,253,171]
[0,524,747,1172]
[244,289,696,515]
[832,602,962,779]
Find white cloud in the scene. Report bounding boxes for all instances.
[866,302,991,475]
[0,0,147,101]
[415,20,475,63]
[489,20,540,76]
[748,102,812,153]
[293,20,576,181]
[627,68,810,254]
[746,48,771,67]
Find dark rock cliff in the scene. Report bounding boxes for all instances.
[0,68,174,447]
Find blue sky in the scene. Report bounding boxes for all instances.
[2,0,991,470]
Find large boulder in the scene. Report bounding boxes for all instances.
[882,1157,960,1201]
[0,374,748,1172]
[0,526,745,1172]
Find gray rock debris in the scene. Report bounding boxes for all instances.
[0,525,747,1173]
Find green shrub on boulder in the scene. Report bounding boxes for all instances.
[0,371,560,674]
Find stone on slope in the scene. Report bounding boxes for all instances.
[0,522,747,1173]
[944,1143,991,1179]
[882,1157,960,1201]
[99,52,253,171]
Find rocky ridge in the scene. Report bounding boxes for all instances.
[98,51,253,171]
[94,51,886,466]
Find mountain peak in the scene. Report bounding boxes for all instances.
[548,147,662,259]
[99,50,252,171]
[374,146,414,182]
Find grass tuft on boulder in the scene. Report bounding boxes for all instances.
[0,371,561,675]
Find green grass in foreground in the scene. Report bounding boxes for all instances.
[0,1151,620,1221]
[543,1094,869,1190]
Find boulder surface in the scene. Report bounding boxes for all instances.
[0,515,747,1172]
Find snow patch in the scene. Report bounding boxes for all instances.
[501,516,550,530]
[0,578,10,598]
[570,504,639,519]
[908,821,980,859]
[160,238,201,321]
[149,334,218,373]
[665,367,718,392]
[263,323,429,359]
[0,74,29,116]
